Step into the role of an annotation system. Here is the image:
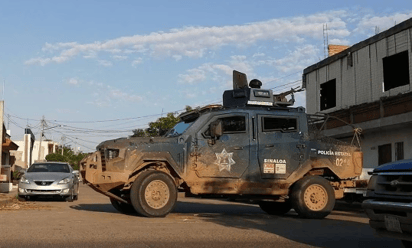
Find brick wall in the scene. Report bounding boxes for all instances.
[328,45,349,57]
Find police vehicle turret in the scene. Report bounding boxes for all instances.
[223,70,297,108]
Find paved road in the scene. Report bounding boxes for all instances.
[0,184,397,248]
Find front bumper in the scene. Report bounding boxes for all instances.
[18,182,73,197]
[362,199,412,241]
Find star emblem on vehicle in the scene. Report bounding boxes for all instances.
[215,148,235,172]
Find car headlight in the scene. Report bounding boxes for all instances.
[20,176,30,184]
[367,175,378,190]
[58,178,72,184]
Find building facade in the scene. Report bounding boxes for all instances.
[12,128,59,168]
[303,18,412,169]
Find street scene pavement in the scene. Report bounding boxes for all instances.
[0,184,396,248]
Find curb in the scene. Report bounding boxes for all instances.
[0,197,13,208]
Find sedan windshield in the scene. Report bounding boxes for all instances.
[165,121,194,137]
[27,163,70,173]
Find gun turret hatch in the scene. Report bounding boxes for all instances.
[223,70,274,108]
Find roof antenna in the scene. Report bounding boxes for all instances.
[323,24,329,59]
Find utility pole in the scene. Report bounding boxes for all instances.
[37,116,46,161]
[61,136,66,155]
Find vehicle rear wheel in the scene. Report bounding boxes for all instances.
[291,176,335,219]
[110,198,136,214]
[258,201,292,215]
[130,170,177,217]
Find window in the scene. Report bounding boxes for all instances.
[221,116,246,133]
[395,142,404,161]
[378,144,392,165]
[204,116,246,137]
[263,117,297,132]
[27,163,70,173]
[320,79,336,110]
[383,51,410,91]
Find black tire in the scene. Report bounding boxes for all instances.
[110,198,136,214]
[401,240,412,248]
[291,176,335,219]
[17,195,27,202]
[66,191,74,202]
[258,201,292,215]
[130,170,177,217]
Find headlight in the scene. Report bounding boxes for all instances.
[20,176,30,184]
[367,175,378,190]
[58,178,72,184]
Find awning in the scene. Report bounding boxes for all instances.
[2,138,19,152]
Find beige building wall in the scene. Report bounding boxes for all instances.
[306,28,412,114]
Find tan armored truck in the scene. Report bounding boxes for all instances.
[80,71,363,219]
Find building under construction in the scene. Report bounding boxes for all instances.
[303,17,412,168]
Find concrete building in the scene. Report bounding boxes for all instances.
[11,128,59,168]
[0,127,19,181]
[302,18,412,169]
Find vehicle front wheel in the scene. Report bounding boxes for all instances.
[258,201,292,215]
[110,198,136,214]
[291,176,335,219]
[130,170,177,217]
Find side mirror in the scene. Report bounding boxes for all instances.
[210,120,223,138]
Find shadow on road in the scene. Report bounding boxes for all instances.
[70,203,119,214]
[69,199,394,248]
[174,201,393,248]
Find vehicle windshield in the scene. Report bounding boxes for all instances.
[27,163,71,173]
[164,121,194,137]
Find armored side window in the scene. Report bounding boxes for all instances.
[263,117,297,132]
[203,116,246,137]
[221,116,246,133]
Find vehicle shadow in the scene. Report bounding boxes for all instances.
[172,200,394,248]
[68,198,395,248]
[70,203,120,214]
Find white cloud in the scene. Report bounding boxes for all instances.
[98,60,113,67]
[329,38,350,45]
[255,44,320,73]
[112,55,128,60]
[131,58,143,67]
[253,52,265,57]
[26,10,352,66]
[68,78,79,85]
[354,12,412,34]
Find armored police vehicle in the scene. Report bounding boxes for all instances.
[80,71,363,219]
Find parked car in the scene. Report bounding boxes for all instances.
[18,162,79,201]
[362,159,412,247]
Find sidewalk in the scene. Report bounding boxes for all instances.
[0,184,18,208]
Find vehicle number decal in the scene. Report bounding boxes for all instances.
[335,158,348,167]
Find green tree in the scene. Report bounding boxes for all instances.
[132,112,181,137]
[45,146,87,170]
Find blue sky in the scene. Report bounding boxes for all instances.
[1,0,412,152]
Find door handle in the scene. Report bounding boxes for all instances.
[234,146,243,150]
[265,144,274,148]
